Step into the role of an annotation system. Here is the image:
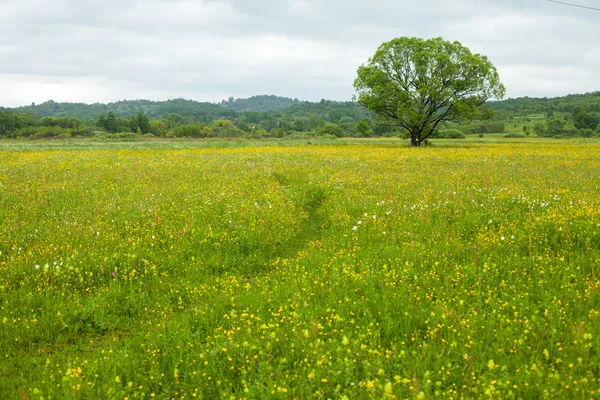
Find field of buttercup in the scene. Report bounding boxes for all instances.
[1,141,600,399]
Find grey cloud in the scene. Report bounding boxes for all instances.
[1,0,599,106]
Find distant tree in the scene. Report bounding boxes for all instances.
[571,105,585,118]
[547,119,565,136]
[149,120,168,136]
[202,126,213,137]
[137,112,151,134]
[485,121,505,133]
[212,119,238,137]
[0,110,19,136]
[307,114,325,132]
[105,111,117,132]
[319,122,344,137]
[172,123,209,138]
[434,129,465,139]
[354,37,505,146]
[129,115,138,132]
[213,119,236,129]
[533,121,546,136]
[294,118,305,132]
[115,118,133,133]
[572,106,600,130]
[580,128,595,138]
[97,114,107,130]
[356,120,370,136]
[166,114,183,130]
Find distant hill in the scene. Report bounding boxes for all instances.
[7,95,303,122]
[4,91,600,124]
[219,95,302,112]
[10,99,231,123]
[487,91,600,116]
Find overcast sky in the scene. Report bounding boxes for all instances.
[1,0,599,107]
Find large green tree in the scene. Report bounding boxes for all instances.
[354,37,506,146]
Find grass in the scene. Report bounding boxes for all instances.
[1,140,600,399]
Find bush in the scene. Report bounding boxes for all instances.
[580,129,595,138]
[435,129,465,139]
[486,121,505,133]
[503,133,526,138]
[15,125,91,138]
[270,128,285,138]
[172,124,209,138]
[212,119,236,129]
[319,123,344,137]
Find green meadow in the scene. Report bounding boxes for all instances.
[1,140,599,399]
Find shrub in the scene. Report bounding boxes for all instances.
[486,121,505,133]
[435,129,465,139]
[319,123,344,138]
[580,129,595,138]
[16,125,90,138]
[503,133,526,138]
[172,124,209,138]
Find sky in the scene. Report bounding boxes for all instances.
[1,0,599,107]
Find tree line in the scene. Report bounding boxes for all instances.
[1,92,599,139]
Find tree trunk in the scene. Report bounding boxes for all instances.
[410,129,421,146]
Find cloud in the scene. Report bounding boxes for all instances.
[1,0,599,106]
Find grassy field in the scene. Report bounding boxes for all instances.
[1,139,599,399]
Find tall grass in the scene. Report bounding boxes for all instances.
[1,142,599,398]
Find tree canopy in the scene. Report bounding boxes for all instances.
[354,37,506,146]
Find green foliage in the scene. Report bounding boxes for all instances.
[487,91,600,117]
[572,106,600,131]
[97,113,107,129]
[533,121,547,136]
[545,119,566,137]
[0,109,34,136]
[129,115,138,132]
[3,90,598,142]
[487,121,505,133]
[356,120,370,136]
[2,97,376,140]
[149,120,168,137]
[38,116,84,129]
[212,119,239,137]
[0,109,90,138]
[462,121,505,134]
[220,95,301,112]
[105,111,117,133]
[580,128,596,138]
[172,124,211,138]
[213,119,235,129]
[137,112,151,135]
[434,129,465,139]
[354,37,505,146]
[319,122,344,137]
[503,133,526,138]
